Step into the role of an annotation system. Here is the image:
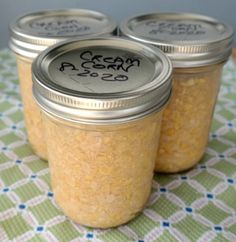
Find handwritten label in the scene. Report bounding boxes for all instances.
[58,50,141,82]
[146,21,206,35]
[29,18,90,36]
[49,48,153,94]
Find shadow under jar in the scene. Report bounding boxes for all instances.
[119,12,234,173]
[32,38,172,228]
[9,9,117,160]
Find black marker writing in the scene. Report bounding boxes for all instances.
[30,18,90,35]
[146,21,206,35]
[59,62,78,72]
[58,50,141,82]
[80,50,140,72]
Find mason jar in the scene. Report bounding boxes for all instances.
[119,12,234,173]
[32,38,172,228]
[9,9,117,160]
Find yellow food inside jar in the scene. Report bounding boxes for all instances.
[43,111,163,228]
[155,63,224,173]
[16,55,47,160]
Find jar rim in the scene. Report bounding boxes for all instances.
[32,37,172,124]
[119,12,234,67]
[9,8,117,59]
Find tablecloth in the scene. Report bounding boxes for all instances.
[0,48,236,242]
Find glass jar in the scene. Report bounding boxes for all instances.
[9,9,117,160]
[156,63,224,172]
[119,12,234,173]
[16,55,45,158]
[43,109,163,228]
[32,38,172,228]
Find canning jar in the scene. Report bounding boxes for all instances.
[32,38,172,228]
[9,9,117,160]
[120,12,234,173]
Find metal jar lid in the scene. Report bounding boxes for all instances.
[119,12,234,67]
[32,37,172,124]
[9,9,117,59]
